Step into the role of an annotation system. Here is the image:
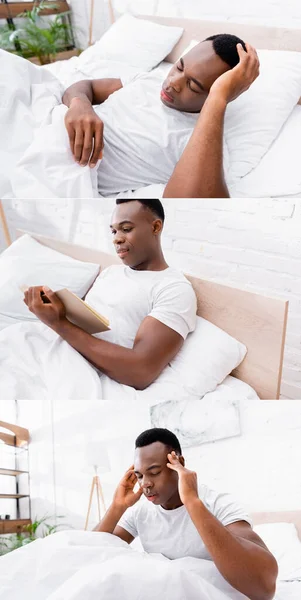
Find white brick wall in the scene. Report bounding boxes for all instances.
[114,0,301,29]
[1,198,301,399]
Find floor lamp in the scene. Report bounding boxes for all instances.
[84,442,110,530]
[0,200,12,247]
[89,0,115,46]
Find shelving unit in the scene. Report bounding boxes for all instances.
[0,420,31,535]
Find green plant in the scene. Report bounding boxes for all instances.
[0,514,67,555]
[0,1,74,64]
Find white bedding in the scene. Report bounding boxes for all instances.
[0,530,298,600]
[0,530,252,600]
[1,46,301,200]
[0,320,258,402]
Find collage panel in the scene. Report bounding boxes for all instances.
[0,399,301,600]
[0,198,300,400]
[0,197,301,599]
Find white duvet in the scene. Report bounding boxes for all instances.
[0,530,250,600]
[0,320,257,402]
[0,530,296,600]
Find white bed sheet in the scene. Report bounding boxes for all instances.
[0,530,298,600]
[0,319,258,402]
[0,530,253,600]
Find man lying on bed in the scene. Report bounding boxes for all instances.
[62,34,259,198]
[94,428,278,600]
[23,199,197,391]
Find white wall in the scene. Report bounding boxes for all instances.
[1,198,301,399]
[15,400,301,531]
[69,0,301,49]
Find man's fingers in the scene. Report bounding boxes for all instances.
[74,127,84,163]
[90,126,103,167]
[66,124,75,156]
[135,487,143,498]
[167,452,182,469]
[80,126,94,166]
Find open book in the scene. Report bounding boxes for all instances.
[20,286,110,334]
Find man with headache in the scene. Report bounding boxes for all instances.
[94,428,278,600]
[62,34,259,198]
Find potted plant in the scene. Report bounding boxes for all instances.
[0,514,68,555]
[0,1,77,65]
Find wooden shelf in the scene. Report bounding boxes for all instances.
[0,468,28,477]
[0,1,70,19]
[0,494,29,499]
[0,519,31,534]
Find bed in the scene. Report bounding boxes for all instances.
[0,12,301,199]
[0,508,300,599]
[0,229,288,401]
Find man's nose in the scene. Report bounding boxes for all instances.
[142,476,153,489]
[113,232,125,245]
[168,72,182,93]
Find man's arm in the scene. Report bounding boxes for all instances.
[167,453,278,600]
[93,465,141,545]
[62,78,123,107]
[163,43,260,198]
[62,78,122,167]
[24,287,184,390]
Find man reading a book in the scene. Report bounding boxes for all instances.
[93,427,278,600]
[23,199,197,391]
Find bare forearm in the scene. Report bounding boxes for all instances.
[62,78,122,107]
[185,499,277,600]
[93,503,125,533]
[62,80,94,107]
[53,319,150,389]
[163,93,229,198]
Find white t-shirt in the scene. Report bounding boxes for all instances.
[95,65,199,196]
[118,484,252,560]
[85,264,197,348]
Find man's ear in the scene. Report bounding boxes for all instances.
[153,219,163,236]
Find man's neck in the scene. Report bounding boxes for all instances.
[131,250,168,272]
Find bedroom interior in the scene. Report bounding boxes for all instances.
[1,2,301,198]
[1,198,300,400]
[0,399,301,600]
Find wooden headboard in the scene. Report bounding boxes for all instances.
[16,230,288,400]
[252,511,301,540]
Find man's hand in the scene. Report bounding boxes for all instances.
[210,43,260,104]
[23,286,67,329]
[112,465,143,510]
[167,451,199,505]
[64,97,104,167]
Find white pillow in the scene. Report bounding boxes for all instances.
[179,41,301,184]
[225,49,301,182]
[79,13,183,71]
[254,523,301,581]
[0,234,100,322]
[231,105,301,197]
[169,316,247,398]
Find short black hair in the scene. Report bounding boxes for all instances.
[135,428,182,455]
[115,199,165,222]
[205,34,247,68]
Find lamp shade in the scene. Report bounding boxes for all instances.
[84,441,110,474]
